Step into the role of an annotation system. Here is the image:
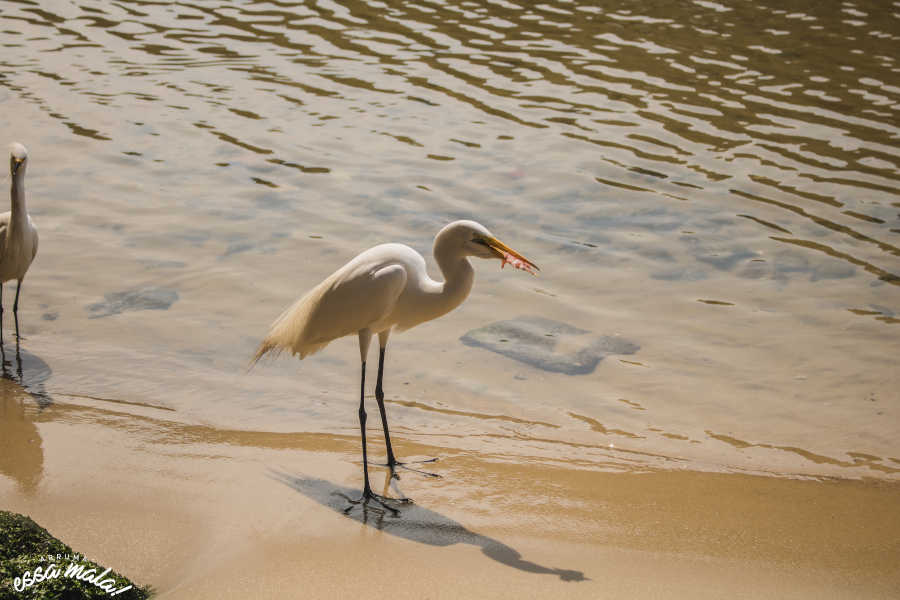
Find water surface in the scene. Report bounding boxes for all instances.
[1,0,898,480]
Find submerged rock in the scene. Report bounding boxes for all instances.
[87,286,178,319]
[460,316,638,375]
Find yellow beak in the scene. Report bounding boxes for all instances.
[484,236,540,273]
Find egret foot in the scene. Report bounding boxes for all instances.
[393,458,441,479]
[339,489,410,515]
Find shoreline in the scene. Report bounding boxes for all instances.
[3,391,899,599]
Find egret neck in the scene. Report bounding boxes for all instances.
[425,233,476,324]
[8,165,28,240]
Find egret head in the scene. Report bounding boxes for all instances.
[9,143,28,177]
[437,220,539,275]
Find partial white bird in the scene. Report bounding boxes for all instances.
[1,143,39,346]
[253,220,538,509]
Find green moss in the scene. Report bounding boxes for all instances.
[0,511,151,600]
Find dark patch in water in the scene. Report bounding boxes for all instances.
[651,267,707,281]
[253,191,290,210]
[87,287,178,318]
[810,260,856,281]
[140,259,187,270]
[223,242,254,257]
[695,248,758,270]
[460,316,638,375]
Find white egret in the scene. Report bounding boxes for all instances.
[253,220,538,508]
[1,143,39,346]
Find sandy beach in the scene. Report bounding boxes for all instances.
[3,385,899,599]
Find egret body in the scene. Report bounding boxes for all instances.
[254,220,538,508]
[1,143,39,345]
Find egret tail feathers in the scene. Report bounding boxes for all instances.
[249,338,282,369]
[249,335,329,369]
[249,284,334,370]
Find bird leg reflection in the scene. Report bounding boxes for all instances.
[0,329,23,381]
[381,466,412,503]
[373,346,440,479]
[14,340,22,381]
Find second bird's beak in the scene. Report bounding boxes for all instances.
[482,236,540,273]
[12,159,23,175]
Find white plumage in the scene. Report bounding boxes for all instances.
[1,143,39,342]
[254,221,537,363]
[255,243,413,361]
[253,219,538,509]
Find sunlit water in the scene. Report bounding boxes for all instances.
[0,0,897,481]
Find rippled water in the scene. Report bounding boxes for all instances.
[0,0,897,480]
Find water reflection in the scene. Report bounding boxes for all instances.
[0,378,44,495]
[270,470,586,582]
[0,345,51,493]
[1,345,52,408]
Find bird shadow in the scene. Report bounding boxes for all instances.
[0,341,51,408]
[269,469,587,582]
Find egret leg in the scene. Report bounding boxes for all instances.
[359,360,373,495]
[373,346,440,479]
[344,360,403,515]
[374,347,398,466]
[12,279,21,341]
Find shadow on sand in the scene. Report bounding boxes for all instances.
[269,470,586,582]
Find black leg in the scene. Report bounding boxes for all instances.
[372,345,440,479]
[342,360,409,515]
[351,362,395,511]
[358,360,372,497]
[13,280,21,341]
[0,281,4,347]
[374,347,398,467]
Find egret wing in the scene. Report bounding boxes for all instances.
[0,212,8,261]
[29,217,38,261]
[299,261,406,344]
[254,259,407,362]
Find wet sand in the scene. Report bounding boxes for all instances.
[3,387,899,599]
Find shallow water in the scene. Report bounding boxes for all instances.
[0,0,898,481]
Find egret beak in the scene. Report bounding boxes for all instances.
[483,236,540,275]
[11,159,23,176]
